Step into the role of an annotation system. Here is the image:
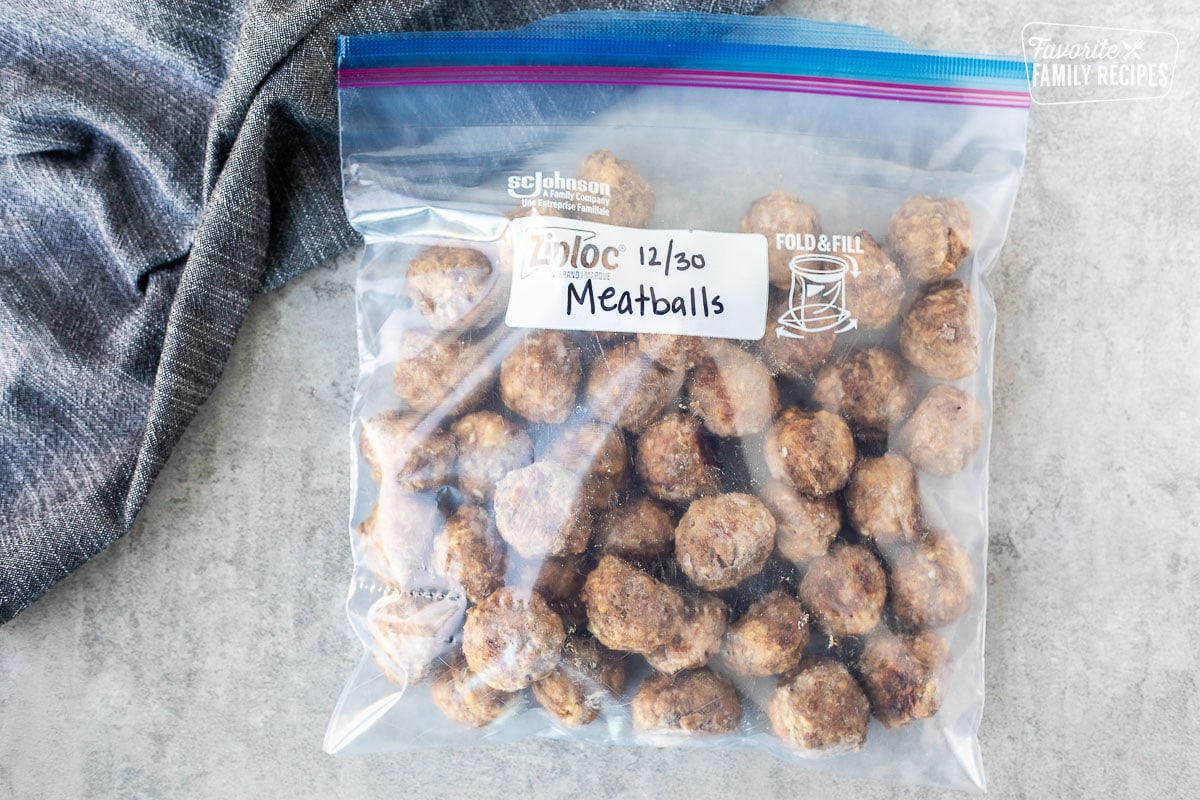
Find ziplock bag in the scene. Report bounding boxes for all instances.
[325,12,1030,792]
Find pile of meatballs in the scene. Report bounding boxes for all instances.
[357,149,983,756]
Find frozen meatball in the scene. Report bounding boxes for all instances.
[392,328,494,415]
[500,330,583,424]
[758,292,837,381]
[406,246,504,331]
[675,493,775,591]
[450,411,533,502]
[581,555,686,653]
[798,543,887,637]
[844,454,921,546]
[585,341,685,433]
[367,590,466,686]
[764,407,856,498]
[575,149,655,228]
[359,411,456,492]
[739,191,822,288]
[637,333,709,371]
[768,660,870,753]
[900,280,979,380]
[594,497,675,563]
[894,385,984,476]
[545,423,630,511]
[844,231,905,330]
[858,629,949,728]
[721,590,810,677]
[757,479,840,566]
[532,635,627,726]
[432,652,520,727]
[886,529,975,629]
[646,593,729,674]
[493,462,591,558]
[432,505,505,604]
[687,342,780,437]
[462,587,566,691]
[812,348,915,433]
[635,413,721,504]
[359,487,443,588]
[508,554,585,603]
[632,669,742,735]
[886,195,972,284]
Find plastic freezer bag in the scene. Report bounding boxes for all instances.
[325,12,1030,792]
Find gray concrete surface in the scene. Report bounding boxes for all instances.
[3,2,1199,798]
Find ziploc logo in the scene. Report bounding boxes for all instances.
[520,224,622,279]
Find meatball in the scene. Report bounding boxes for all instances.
[738,191,822,288]
[462,588,566,691]
[575,149,655,228]
[758,292,837,381]
[406,246,504,331]
[885,529,975,629]
[367,590,466,686]
[499,330,583,424]
[764,407,856,498]
[492,462,591,558]
[687,342,780,437]
[508,553,585,603]
[532,635,627,726]
[844,453,921,546]
[757,479,839,566]
[858,629,950,728]
[675,493,775,591]
[358,487,443,588]
[634,413,720,504]
[594,497,675,563]
[431,652,520,727]
[812,348,915,433]
[392,328,494,415]
[359,411,456,492]
[637,333,709,371]
[581,555,686,653]
[545,423,630,511]
[768,660,870,753]
[431,505,505,604]
[844,231,904,330]
[645,593,729,674]
[886,195,972,284]
[894,385,984,476]
[632,669,742,735]
[450,411,533,502]
[798,543,887,637]
[900,280,979,380]
[585,341,685,433]
[721,590,810,677]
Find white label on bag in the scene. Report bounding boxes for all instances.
[504,218,768,340]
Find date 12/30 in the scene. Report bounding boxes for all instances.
[639,240,706,276]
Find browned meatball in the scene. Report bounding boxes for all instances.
[858,629,949,728]
[358,487,443,588]
[492,462,591,558]
[499,330,583,424]
[885,529,975,629]
[844,454,921,546]
[392,328,494,415]
[359,411,455,491]
[687,342,780,437]
[450,411,533,502]
[738,191,822,288]
[367,590,466,686]
[545,423,630,511]
[637,333,709,371]
[507,553,585,603]
[462,588,566,691]
[581,555,686,653]
[886,195,972,284]
[798,543,887,637]
[594,497,675,563]
[757,479,839,566]
[431,505,505,604]
[575,149,655,228]
[894,385,984,475]
[431,652,520,727]
[721,590,810,677]
[758,292,837,381]
[531,636,627,726]
[812,348,915,433]
[406,246,504,331]
[634,413,720,504]
[844,231,904,330]
[585,341,685,433]
[764,407,856,498]
[645,593,729,674]
[768,660,870,753]
[632,669,742,735]
[675,493,775,591]
[900,280,979,380]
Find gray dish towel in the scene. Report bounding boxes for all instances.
[0,0,769,623]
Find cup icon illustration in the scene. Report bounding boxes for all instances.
[776,254,858,338]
